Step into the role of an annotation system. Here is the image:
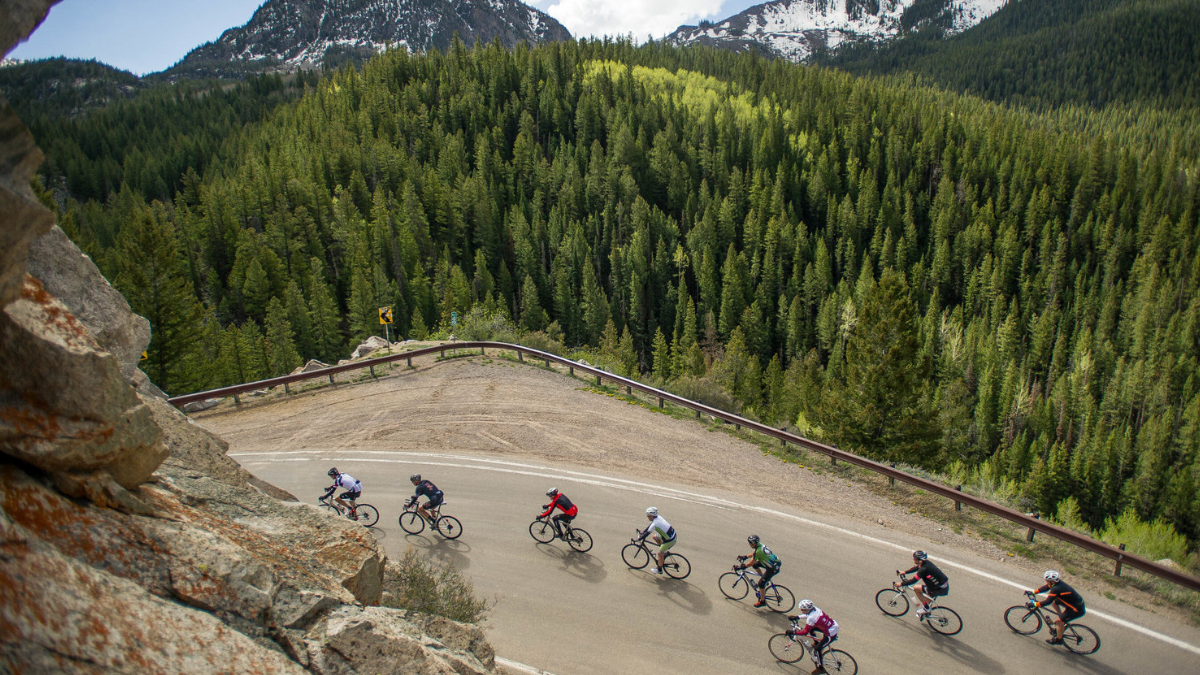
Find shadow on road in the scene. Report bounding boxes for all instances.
[650,577,713,616]
[719,595,795,630]
[881,620,1005,674]
[1004,634,1124,675]
[534,543,607,583]
[408,534,472,570]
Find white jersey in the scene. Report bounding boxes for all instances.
[335,474,361,492]
[802,607,839,637]
[643,515,675,540]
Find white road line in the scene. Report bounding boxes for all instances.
[496,656,560,675]
[236,449,1200,657]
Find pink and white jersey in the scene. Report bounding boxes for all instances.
[800,607,839,637]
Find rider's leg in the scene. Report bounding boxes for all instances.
[1054,616,1065,641]
[915,584,931,607]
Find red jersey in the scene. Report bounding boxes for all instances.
[540,493,578,518]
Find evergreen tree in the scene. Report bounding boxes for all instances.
[264,296,302,376]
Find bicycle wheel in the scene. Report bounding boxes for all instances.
[765,584,796,613]
[875,588,909,616]
[320,502,341,517]
[354,504,379,527]
[622,543,650,569]
[768,634,806,663]
[718,572,750,600]
[529,520,556,543]
[399,511,425,534]
[566,528,593,553]
[664,552,691,579]
[1003,605,1042,635]
[926,606,963,636]
[1062,624,1100,655]
[824,649,858,675]
[435,515,463,539]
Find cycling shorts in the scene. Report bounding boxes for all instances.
[757,564,780,589]
[424,492,444,508]
[1059,605,1085,623]
[923,582,948,598]
[339,490,361,501]
[658,536,677,553]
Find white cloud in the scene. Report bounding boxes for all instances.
[540,0,727,40]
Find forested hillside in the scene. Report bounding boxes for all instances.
[825,0,1200,110]
[22,39,1200,550]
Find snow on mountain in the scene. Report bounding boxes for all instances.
[169,0,571,79]
[667,0,1007,62]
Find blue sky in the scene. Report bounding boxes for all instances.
[7,0,763,76]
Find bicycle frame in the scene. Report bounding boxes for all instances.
[733,566,783,594]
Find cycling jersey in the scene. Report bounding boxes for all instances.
[1035,581,1085,613]
[752,544,781,569]
[641,515,675,542]
[902,560,949,592]
[333,474,361,492]
[540,493,578,518]
[413,479,441,500]
[797,607,839,638]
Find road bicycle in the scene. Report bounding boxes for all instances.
[768,623,858,674]
[874,574,963,636]
[1002,591,1100,655]
[399,500,463,539]
[621,531,691,579]
[318,491,379,527]
[718,562,795,612]
[528,515,594,552]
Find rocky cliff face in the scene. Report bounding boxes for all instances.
[168,0,572,79]
[1,3,497,672]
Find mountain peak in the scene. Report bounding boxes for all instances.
[167,0,571,79]
[667,0,1007,62]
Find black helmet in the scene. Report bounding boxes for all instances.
[410,474,421,482]
[327,467,338,477]
[913,550,928,561]
[747,534,760,546]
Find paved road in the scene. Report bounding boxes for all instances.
[231,448,1200,675]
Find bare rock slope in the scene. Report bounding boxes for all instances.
[0,3,496,672]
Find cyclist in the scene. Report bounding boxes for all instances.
[539,487,578,538]
[637,506,677,574]
[736,534,781,608]
[407,474,444,523]
[1030,570,1086,645]
[787,599,839,675]
[326,467,362,519]
[897,550,949,619]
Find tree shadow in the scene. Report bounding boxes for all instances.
[408,533,472,570]
[534,543,608,583]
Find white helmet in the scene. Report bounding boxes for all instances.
[645,506,658,517]
[1044,570,1061,583]
[797,599,815,613]
[546,487,559,497]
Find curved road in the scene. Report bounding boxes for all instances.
[199,360,1200,675]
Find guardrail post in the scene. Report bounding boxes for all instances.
[406,356,412,367]
[696,410,701,420]
[481,347,486,356]
[597,374,602,386]
[233,394,241,406]
[889,463,896,487]
[369,365,375,377]
[625,385,631,396]
[831,454,837,466]
[1026,513,1040,542]
[658,397,664,408]
[569,366,574,376]
[544,359,550,368]
[328,373,335,385]
[955,485,962,511]
[518,351,523,362]
[283,382,290,395]
[1114,543,1126,577]
[735,423,741,431]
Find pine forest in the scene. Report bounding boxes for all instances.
[21,38,1200,555]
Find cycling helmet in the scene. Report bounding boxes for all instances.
[546,487,559,497]
[327,467,338,477]
[1044,570,1061,583]
[645,506,658,517]
[797,599,815,613]
[410,474,421,482]
[747,534,760,546]
[913,550,928,561]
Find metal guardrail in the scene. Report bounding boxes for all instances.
[169,341,1200,593]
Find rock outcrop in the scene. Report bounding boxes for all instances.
[1,3,497,672]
